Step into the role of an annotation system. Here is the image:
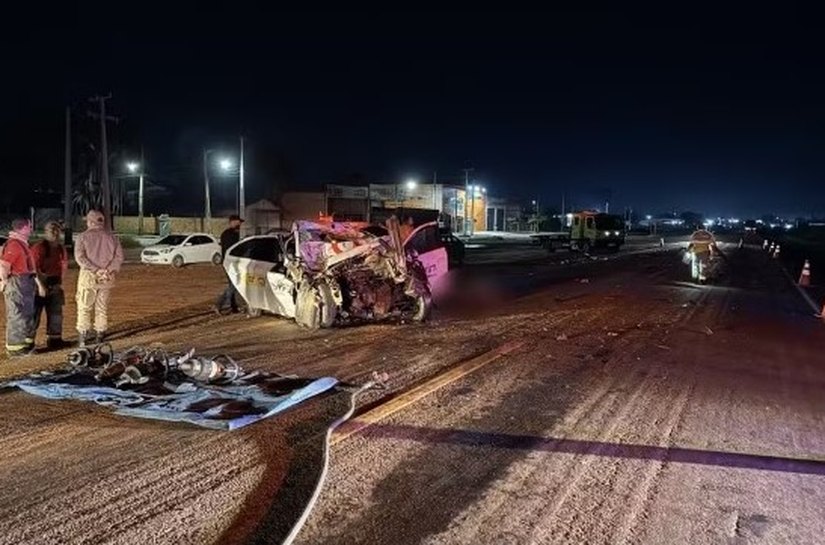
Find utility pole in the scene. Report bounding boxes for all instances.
[88,95,117,229]
[63,107,73,245]
[138,147,145,235]
[203,149,212,233]
[561,189,566,217]
[433,170,438,210]
[462,167,474,235]
[239,136,246,232]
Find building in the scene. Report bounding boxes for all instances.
[280,182,522,233]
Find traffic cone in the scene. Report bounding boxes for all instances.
[773,244,781,259]
[659,237,665,247]
[799,260,811,287]
[762,240,768,250]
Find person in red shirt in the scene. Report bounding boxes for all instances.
[0,218,36,357]
[31,221,69,350]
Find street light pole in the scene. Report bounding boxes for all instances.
[138,148,145,235]
[462,167,473,235]
[203,149,213,233]
[470,186,476,237]
[239,136,245,219]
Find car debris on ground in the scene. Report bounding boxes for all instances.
[1,345,339,430]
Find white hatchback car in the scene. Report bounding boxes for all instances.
[140,233,222,268]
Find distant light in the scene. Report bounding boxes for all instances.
[405,179,417,190]
[480,187,487,194]
[531,200,537,205]
[645,215,652,221]
[784,224,793,230]
[769,223,777,229]
[703,220,714,227]
[126,162,139,173]
[219,159,232,171]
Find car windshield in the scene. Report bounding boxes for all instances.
[595,216,624,230]
[157,235,187,246]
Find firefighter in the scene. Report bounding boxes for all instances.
[687,228,717,283]
[214,214,244,314]
[74,210,124,347]
[0,218,37,357]
[31,221,69,350]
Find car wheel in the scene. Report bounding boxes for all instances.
[211,252,223,265]
[411,291,433,322]
[172,255,185,268]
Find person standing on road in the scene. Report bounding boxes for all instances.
[74,210,124,347]
[0,219,37,357]
[686,228,717,283]
[214,214,244,315]
[31,221,69,350]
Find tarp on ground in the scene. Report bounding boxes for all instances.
[1,369,338,431]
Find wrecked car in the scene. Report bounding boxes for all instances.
[223,219,448,328]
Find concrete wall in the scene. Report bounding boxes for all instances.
[112,216,230,237]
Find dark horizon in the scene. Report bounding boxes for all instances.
[2,6,823,219]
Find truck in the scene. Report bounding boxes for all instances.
[531,211,626,253]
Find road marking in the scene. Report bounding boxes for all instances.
[331,340,524,445]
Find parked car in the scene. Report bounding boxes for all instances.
[141,233,222,268]
[224,220,448,328]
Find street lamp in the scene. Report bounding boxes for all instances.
[406,179,417,191]
[219,158,232,171]
[125,159,145,234]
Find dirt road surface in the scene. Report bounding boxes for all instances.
[1,242,824,544]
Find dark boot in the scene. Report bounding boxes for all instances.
[46,337,67,351]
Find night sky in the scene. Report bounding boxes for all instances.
[2,6,823,218]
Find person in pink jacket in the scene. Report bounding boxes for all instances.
[74,210,124,347]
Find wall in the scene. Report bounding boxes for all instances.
[111,216,229,237]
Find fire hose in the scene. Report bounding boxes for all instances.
[281,375,384,545]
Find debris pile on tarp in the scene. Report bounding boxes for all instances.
[0,345,337,430]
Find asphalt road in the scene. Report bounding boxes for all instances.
[1,239,823,544]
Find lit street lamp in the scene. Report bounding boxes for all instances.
[125,158,145,234]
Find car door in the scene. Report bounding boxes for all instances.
[225,236,296,318]
[191,235,214,262]
[404,222,449,297]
